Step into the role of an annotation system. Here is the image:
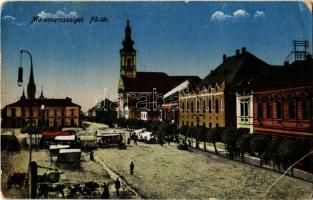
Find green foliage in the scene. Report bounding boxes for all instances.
[250,134,270,156]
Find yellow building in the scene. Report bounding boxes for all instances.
[2,91,81,128]
[179,48,274,129]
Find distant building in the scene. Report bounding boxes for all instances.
[2,57,81,128]
[117,20,199,120]
[179,48,275,129]
[85,99,117,127]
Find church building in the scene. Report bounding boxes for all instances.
[117,20,200,120]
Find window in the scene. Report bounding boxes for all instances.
[216,123,219,128]
[54,110,57,117]
[11,108,16,117]
[302,100,309,120]
[187,101,189,112]
[181,101,185,113]
[191,100,194,113]
[203,98,206,113]
[215,99,219,113]
[209,123,212,128]
[289,101,296,119]
[126,58,132,67]
[276,101,282,119]
[196,98,200,113]
[208,99,212,113]
[266,102,272,119]
[240,100,249,117]
[22,108,25,116]
[258,102,263,119]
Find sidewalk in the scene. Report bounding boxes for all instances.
[184,137,313,183]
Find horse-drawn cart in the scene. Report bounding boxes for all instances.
[56,149,81,166]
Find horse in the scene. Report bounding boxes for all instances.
[37,171,62,183]
[67,184,85,198]
[83,181,100,196]
[7,172,28,189]
[37,182,65,198]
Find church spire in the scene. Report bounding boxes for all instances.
[39,86,44,99]
[121,20,135,53]
[26,54,36,99]
[20,88,26,100]
[120,20,137,78]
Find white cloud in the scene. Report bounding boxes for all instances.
[210,11,232,22]
[3,15,15,21]
[211,9,266,22]
[36,10,78,18]
[233,9,250,18]
[254,10,265,18]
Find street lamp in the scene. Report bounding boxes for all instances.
[18,49,37,198]
[40,104,45,148]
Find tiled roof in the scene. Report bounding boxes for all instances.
[252,58,313,91]
[121,72,200,94]
[197,51,274,90]
[5,98,81,108]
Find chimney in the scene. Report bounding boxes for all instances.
[236,49,240,57]
[241,47,246,54]
[223,54,227,62]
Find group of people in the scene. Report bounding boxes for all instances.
[128,134,138,145]
[102,161,135,198]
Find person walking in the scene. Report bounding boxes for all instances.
[101,183,110,199]
[130,161,135,175]
[115,178,121,196]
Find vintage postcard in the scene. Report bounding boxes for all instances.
[1,0,313,199]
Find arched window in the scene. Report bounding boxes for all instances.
[208,99,212,113]
[215,99,219,113]
[196,98,200,112]
[203,97,206,112]
[191,100,194,113]
[127,58,132,67]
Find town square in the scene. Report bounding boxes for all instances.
[1,1,313,199]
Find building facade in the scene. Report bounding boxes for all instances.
[252,59,313,138]
[2,93,81,128]
[179,48,274,129]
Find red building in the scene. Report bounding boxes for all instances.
[252,58,313,171]
[253,59,313,138]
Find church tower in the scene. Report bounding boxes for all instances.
[27,62,36,99]
[120,20,136,78]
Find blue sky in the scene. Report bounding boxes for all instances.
[1,1,312,111]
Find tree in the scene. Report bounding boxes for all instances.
[208,128,222,154]
[198,126,208,151]
[179,125,188,141]
[222,129,240,159]
[277,139,301,176]
[236,133,252,163]
[250,134,271,167]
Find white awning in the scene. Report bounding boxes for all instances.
[55,135,76,141]
[59,149,81,153]
[49,145,70,150]
[164,80,191,99]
